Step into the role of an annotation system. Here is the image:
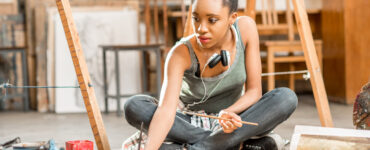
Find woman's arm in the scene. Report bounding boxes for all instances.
[225,16,262,114]
[144,44,191,150]
[219,16,262,133]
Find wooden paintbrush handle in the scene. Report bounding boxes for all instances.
[183,111,258,126]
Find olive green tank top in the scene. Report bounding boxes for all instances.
[177,18,247,113]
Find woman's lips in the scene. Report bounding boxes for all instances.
[198,36,211,44]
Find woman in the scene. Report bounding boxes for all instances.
[124,0,298,149]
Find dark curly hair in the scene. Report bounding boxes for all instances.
[192,0,238,14]
[223,0,238,14]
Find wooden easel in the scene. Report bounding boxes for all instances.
[55,0,110,150]
[245,0,333,127]
[292,0,333,127]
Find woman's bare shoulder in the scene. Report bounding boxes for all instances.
[237,16,257,30]
[236,16,258,43]
[166,42,192,71]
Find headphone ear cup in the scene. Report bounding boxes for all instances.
[221,50,229,66]
[208,55,221,68]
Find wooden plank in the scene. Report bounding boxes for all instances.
[271,0,278,25]
[47,8,57,111]
[245,0,256,19]
[34,5,49,112]
[16,52,23,93]
[264,40,322,46]
[175,18,183,38]
[274,56,305,63]
[261,0,267,25]
[154,0,159,43]
[183,0,193,37]
[144,0,151,92]
[292,0,333,127]
[167,11,186,17]
[286,0,294,41]
[240,8,321,17]
[144,0,151,44]
[257,24,289,31]
[14,24,25,47]
[162,0,169,82]
[266,0,272,25]
[55,0,110,149]
[163,0,168,47]
[24,0,37,110]
[181,0,186,30]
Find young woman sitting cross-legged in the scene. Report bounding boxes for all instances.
[124,0,298,149]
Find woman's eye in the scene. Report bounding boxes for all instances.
[192,17,200,22]
[209,18,218,23]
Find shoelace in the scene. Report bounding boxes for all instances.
[244,144,262,150]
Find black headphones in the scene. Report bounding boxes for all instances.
[208,50,229,68]
[195,50,230,77]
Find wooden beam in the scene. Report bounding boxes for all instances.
[145,0,151,44]
[35,5,48,112]
[154,0,159,43]
[55,0,111,149]
[292,0,333,127]
[183,0,193,37]
[245,0,256,19]
[181,0,186,30]
[163,0,168,47]
[25,0,37,110]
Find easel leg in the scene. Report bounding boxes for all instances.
[55,0,111,149]
[292,0,333,127]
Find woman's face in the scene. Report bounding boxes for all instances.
[192,0,236,49]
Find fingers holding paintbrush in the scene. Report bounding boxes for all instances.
[182,111,258,126]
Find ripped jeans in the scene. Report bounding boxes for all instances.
[124,87,298,150]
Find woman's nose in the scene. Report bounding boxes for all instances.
[197,23,208,34]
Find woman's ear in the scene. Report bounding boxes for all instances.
[229,12,238,25]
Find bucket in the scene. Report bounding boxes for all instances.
[65,140,93,150]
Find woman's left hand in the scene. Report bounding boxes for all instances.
[218,110,243,133]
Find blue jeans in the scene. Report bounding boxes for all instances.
[124,87,298,150]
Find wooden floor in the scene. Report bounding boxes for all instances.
[0,94,353,150]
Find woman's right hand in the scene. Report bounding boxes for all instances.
[218,110,242,133]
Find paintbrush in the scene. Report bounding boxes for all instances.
[182,111,258,126]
